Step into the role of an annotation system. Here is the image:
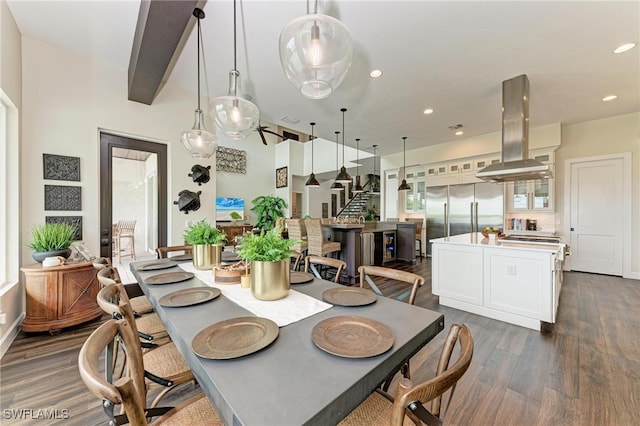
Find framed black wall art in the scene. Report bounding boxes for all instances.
[44,185,82,210]
[43,154,80,181]
[276,167,288,188]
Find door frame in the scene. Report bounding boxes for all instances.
[99,132,168,259]
[563,152,632,278]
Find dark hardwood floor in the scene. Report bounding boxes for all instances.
[1,259,639,425]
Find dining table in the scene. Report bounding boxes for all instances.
[131,259,444,426]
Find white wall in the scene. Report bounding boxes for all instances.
[112,157,148,254]
[556,112,640,277]
[0,0,23,358]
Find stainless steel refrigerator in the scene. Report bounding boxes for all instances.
[426,182,504,255]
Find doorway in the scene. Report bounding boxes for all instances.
[565,153,631,276]
[99,133,167,261]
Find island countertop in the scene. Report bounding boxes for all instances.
[431,232,562,254]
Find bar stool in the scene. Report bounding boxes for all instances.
[304,219,341,258]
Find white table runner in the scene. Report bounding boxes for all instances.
[179,263,332,327]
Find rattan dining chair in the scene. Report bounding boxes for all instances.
[305,255,346,283]
[97,283,194,408]
[97,266,154,316]
[339,324,474,426]
[358,265,424,306]
[78,318,223,425]
[156,245,192,259]
[304,219,341,258]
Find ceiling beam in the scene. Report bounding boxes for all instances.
[128,0,202,105]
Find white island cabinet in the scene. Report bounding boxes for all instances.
[432,233,563,331]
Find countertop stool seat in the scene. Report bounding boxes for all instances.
[305,219,341,258]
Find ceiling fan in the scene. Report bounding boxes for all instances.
[256,124,285,145]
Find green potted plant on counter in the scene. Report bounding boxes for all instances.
[237,228,296,300]
[250,195,287,230]
[28,222,77,263]
[183,220,227,270]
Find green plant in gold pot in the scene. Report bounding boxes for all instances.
[28,222,77,263]
[183,220,226,270]
[237,228,296,300]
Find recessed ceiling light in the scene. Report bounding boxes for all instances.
[613,42,637,54]
[423,108,434,115]
[455,131,464,136]
[602,95,618,102]
[369,69,383,78]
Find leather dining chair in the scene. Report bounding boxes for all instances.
[78,318,224,425]
[339,324,474,426]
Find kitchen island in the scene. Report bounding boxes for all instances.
[323,222,416,284]
[431,233,565,331]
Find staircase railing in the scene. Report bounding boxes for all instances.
[336,174,379,218]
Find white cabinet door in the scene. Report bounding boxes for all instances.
[483,248,554,321]
[432,244,483,305]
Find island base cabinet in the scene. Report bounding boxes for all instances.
[21,262,102,334]
[484,248,553,322]
[432,244,483,306]
[432,240,558,331]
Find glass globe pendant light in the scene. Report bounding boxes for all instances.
[181,8,217,158]
[305,122,320,187]
[352,138,364,193]
[279,0,353,99]
[210,0,259,139]
[330,131,344,191]
[398,137,412,191]
[334,108,352,184]
[370,144,380,194]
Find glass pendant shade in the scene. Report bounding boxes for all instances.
[181,109,217,158]
[305,172,320,187]
[211,71,260,139]
[279,12,353,99]
[181,8,216,158]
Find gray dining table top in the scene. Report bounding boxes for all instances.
[131,260,444,426]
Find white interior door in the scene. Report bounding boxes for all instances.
[568,157,623,275]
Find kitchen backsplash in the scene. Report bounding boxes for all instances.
[505,212,556,233]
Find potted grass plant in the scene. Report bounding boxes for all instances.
[237,227,296,300]
[28,222,77,263]
[183,220,227,270]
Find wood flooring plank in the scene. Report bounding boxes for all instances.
[2,261,639,426]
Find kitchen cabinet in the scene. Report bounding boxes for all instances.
[432,234,561,331]
[404,169,426,213]
[21,261,102,334]
[384,170,398,219]
[506,153,555,212]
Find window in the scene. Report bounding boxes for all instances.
[0,91,19,288]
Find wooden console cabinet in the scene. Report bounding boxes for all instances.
[217,224,254,246]
[20,261,102,334]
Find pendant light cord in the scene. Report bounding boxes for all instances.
[196,13,202,111]
[310,122,315,173]
[335,131,340,170]
[341,108,346,167]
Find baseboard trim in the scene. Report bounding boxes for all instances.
[0,312,25,359]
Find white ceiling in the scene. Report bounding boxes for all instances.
[7,0,640,156]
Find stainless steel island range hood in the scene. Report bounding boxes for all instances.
[476,74,552,182]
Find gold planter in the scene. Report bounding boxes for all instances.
[251,260,290,300]
[192,244,223,270]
